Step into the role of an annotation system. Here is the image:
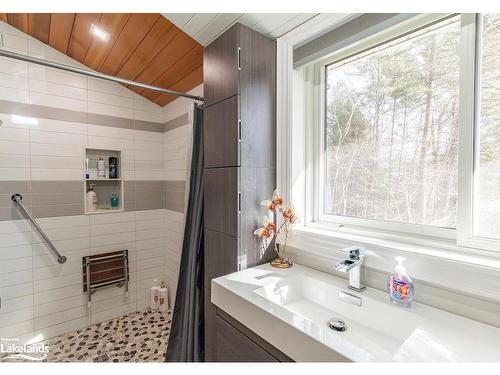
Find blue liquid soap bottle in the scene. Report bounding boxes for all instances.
[387,257,414,307]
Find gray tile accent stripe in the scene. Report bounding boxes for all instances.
[31,181,82,193]
[31,182,83,220]
[32,203,84,219]
[0,181,30,194]
[124,180,186,213]
[0,180,186,220]
[0,193,32,207]
[0,182,31,220]
[164,180,186,213]
[87,112,134,130]
[0,101,30,116]
[0,99,179,133]
[32,192,82,206]
[0,181,84,221]
[135,120,165,133]
[163,113,189,133]
[133,180,165,212]
[31,103,87,124]
[164,180,186,192]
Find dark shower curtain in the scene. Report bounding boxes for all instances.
[165,104,204,362]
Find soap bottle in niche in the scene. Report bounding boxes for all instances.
[86,184,97,212]
[150,279,160,311]
[97,156,106,179]
[110,192,119,209]
[109,157,118,179]
[387,257,414,307]
[158,281,169,312]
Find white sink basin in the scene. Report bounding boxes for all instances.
[253,273,421,352]
[211,263,500,362]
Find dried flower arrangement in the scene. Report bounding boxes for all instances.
[254,189,298,268]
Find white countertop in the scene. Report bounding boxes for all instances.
[211,263,500,362]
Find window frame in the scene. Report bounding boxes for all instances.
[457,13,500,252]
[302,13,500,253]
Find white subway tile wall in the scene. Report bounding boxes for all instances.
[0,21,199,342]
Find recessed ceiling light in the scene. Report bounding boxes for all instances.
[90,24,110,42]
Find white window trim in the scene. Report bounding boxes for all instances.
[457,14,500,252]
[277,13,500,302]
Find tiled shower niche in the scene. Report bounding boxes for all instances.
[84,148,124,214]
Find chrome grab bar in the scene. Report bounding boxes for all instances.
[11,193,67,264]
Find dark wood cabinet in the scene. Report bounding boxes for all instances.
[204,95,240,168]
[213,308,293,362]
[204,229,239,287]
[204,290,217,361]
[215,316,279,362]
[203,22,276,362]
[239,166,276,268]
[204,23,276,169]
[203,25,239,107]
[204,167,240,237]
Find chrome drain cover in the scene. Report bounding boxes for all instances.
[327,318,346,332]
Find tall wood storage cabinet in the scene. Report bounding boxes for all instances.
[203,23,276,361]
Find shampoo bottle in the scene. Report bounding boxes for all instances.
[387,257,414,307]
[150,279,160,311]
[109,157,118,179]
[158,281,169,312]
[86,184,97,212]
[97,157,106,179]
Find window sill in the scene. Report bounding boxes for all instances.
[287,224,500,303]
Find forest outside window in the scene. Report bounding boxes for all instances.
[306,14,500,251]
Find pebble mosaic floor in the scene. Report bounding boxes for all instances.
[0,309,172,362]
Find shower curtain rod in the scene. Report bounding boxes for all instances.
[0,49,204,102]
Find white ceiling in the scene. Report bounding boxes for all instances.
[161,13,319,46]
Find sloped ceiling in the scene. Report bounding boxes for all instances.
[163,13,319,46]
[0,13,203,106]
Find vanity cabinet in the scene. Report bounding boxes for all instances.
[214,308,293,362]
[215,317,279,362]
[203,22,276,362]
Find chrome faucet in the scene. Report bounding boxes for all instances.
[335,247,366,291]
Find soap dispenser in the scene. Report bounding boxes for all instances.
[387,257,414,307]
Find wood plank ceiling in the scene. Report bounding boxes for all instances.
[0,13,203,106]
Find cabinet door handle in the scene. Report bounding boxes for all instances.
[238,192,241,213]
[237,47,241,71]
[238,119,242,142]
